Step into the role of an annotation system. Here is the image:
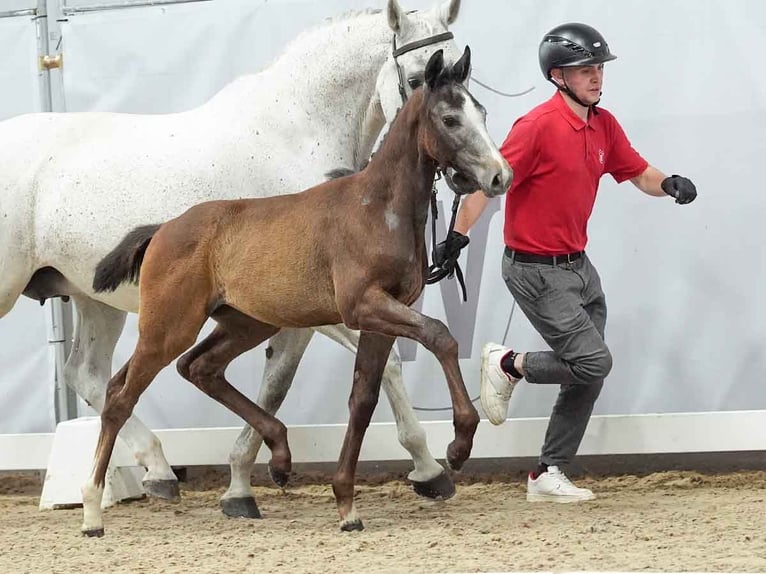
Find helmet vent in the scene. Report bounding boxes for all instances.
[562,41,593,58]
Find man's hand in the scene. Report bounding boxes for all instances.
[433,230,470,269]
[661,175,697,205]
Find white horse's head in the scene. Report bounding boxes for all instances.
[376,0,464,122]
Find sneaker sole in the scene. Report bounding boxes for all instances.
[526,493,596,503]
[479,345,506,426]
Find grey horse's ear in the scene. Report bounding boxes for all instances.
[425,50,445,89]
[387,0,407,34]
[451,45,471,84]
[439,0,461,25]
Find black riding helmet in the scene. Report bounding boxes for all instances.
[538,23,616,109]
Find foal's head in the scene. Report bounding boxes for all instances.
[419,47,513,197]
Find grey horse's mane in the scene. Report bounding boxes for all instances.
[325,102,407,181]
[286,8,383,50]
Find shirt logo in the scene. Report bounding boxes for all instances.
[598,148,605,164]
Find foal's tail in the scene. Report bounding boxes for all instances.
[93,224,161,293]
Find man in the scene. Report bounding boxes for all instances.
[435,23,697,502]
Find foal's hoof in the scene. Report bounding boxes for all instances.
[82,527,105,538]
[142,479,180,500]
[411,470,456,501]
[268,463,290,488]
[446,443,469,472]
[220,497,262,519]
[340,519,364,532]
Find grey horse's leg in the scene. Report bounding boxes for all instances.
[314,325,453,499]
[67,295,178,499]
[220,327,313,517]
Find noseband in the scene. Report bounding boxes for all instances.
[391,30,468,300]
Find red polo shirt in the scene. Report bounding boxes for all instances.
[500,91,648,254]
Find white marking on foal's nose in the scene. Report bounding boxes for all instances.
[385,208,400,231]
[460,88,501,166]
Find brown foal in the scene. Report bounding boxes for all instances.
[83,46,511,535]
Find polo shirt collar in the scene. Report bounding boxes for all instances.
[551,91,597,132]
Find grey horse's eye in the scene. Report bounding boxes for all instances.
[408,77,423,89]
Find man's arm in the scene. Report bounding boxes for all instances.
[454,191,490,235]
[630,165,667,197]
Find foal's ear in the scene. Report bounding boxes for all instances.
[425,49,445,90]
[451,45,471,84]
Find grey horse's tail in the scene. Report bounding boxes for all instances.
[92,224,161,293]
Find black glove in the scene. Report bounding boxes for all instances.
[433,230,470,269]
[661,175,697,205]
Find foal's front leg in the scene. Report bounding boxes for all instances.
[353,288,480,472]
[314,324,454,499]
[333,331,395,531]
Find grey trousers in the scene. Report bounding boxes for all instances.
[502,252,612,468]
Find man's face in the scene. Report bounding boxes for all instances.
[553,64,604,106]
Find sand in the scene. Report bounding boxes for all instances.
[1,469,765,573]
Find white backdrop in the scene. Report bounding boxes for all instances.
[0,11,56,434]
[1,0,765,434]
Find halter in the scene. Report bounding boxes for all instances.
[391,30,469,301]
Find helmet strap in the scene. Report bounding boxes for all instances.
[548,75,601,116]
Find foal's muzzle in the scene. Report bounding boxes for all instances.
[484,160,513,198]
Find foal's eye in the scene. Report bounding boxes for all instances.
[442,116,459,128]
[408,77,423,89]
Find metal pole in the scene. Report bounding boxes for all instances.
[62,0,211,16]
[0,9,36,18]
[36,0,77,422]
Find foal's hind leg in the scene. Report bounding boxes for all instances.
[81,311,206,537]
[333,331,395,531]
[314,324,454,500]
[222,327,314,518]
[67,295,178,499]
[176,306,291,517]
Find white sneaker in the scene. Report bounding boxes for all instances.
[480,342,520,425]
[526,465,595,503]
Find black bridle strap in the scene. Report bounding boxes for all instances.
[392,31,455,104]
[426,192,468,302]
[392,31,454,58]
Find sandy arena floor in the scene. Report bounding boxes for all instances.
[1,469,765,573]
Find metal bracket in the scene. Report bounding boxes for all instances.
[39,53,63,71]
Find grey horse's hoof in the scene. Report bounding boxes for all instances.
[220,496,262,519]
[82,528,105,538]
[340,519,364,532]
[268,463,290,488]
[411,470,456,500]
[142,479,180,500]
